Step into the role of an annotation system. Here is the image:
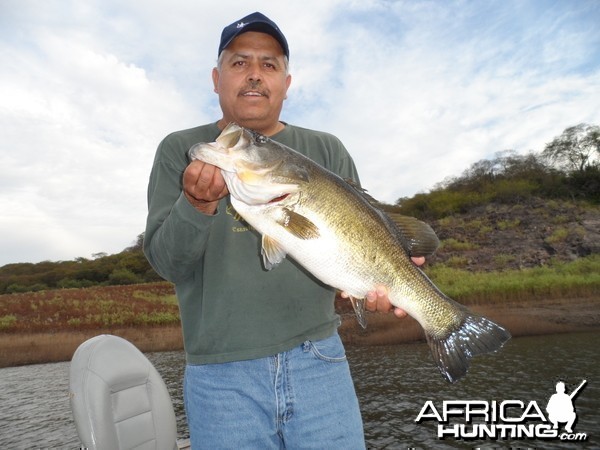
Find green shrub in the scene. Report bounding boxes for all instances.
[440,238,479,251]
[497,219,521,230]
[445,256,469,268]
[108,268,142,285]
[0,315,17,331]
[493,254,516,266]
[545,227,569,244]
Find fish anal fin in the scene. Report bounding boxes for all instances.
[426,314,511,383]
[349,296,368,329]
[278,208,320,240]
[261,235,287,270]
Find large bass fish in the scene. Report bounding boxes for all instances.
[188,123,510,382]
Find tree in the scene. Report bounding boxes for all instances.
[542,123,600,173]
[124,233,145,252]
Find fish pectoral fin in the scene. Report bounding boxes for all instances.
[386,213,440,257]
[349,296,368,329]
[261,235,287,270]
[278,208,320,240]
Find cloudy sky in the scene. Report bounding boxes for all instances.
[1,0,599,266]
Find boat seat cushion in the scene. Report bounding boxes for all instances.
[69,334,177,450]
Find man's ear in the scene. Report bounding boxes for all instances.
[212,67,219,93]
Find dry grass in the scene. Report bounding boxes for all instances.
[0,282,178,333]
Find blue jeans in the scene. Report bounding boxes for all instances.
[184,333,365,449]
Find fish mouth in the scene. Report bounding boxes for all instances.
[188,142,235,172]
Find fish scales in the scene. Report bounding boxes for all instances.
[188,123,511,382]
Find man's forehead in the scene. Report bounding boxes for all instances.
[227,52,281,61]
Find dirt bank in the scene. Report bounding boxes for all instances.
[339,296,600,345]
[1,297,598,368]
[0,326,183,368]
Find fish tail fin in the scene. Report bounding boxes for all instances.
[425,314,511,383]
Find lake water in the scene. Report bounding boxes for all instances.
[0,331,598,449]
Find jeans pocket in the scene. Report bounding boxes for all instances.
[308,334,347,363]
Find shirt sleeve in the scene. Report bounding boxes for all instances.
[143,137,217,283]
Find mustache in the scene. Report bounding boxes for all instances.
[239,81,269,97]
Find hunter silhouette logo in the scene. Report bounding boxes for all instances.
[546,380,586,434]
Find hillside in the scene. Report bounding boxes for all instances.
[0,198,598,295]
[427,197,600,271]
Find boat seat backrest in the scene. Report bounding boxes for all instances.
[69,334,177,450]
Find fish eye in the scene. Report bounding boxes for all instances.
[249,130,268,144]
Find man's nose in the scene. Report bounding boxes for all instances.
[247,63,262,82]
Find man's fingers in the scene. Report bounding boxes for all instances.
[411,256,425,266]
[184,161,227,202]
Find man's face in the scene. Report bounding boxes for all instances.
[213,31,292,136]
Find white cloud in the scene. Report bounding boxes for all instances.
[1,0,599,266]
[0,10,198,264]
[282,1,600,201]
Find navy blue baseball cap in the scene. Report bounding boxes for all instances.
[218,12,289,60]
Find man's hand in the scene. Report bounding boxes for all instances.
[183,161,229,215]
[340,256,426,319]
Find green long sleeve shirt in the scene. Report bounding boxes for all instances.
[144,122,360,364]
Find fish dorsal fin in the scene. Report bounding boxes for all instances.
[349,296,367,329]
[277,208,320,240]
[386,213,440,257]
[261,235,287,270]
[343,179,439,257]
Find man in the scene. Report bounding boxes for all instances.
[144,12,412,448]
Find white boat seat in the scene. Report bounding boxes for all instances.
[69,334,178,450]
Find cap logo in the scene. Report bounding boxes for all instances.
[236,22,246,29]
